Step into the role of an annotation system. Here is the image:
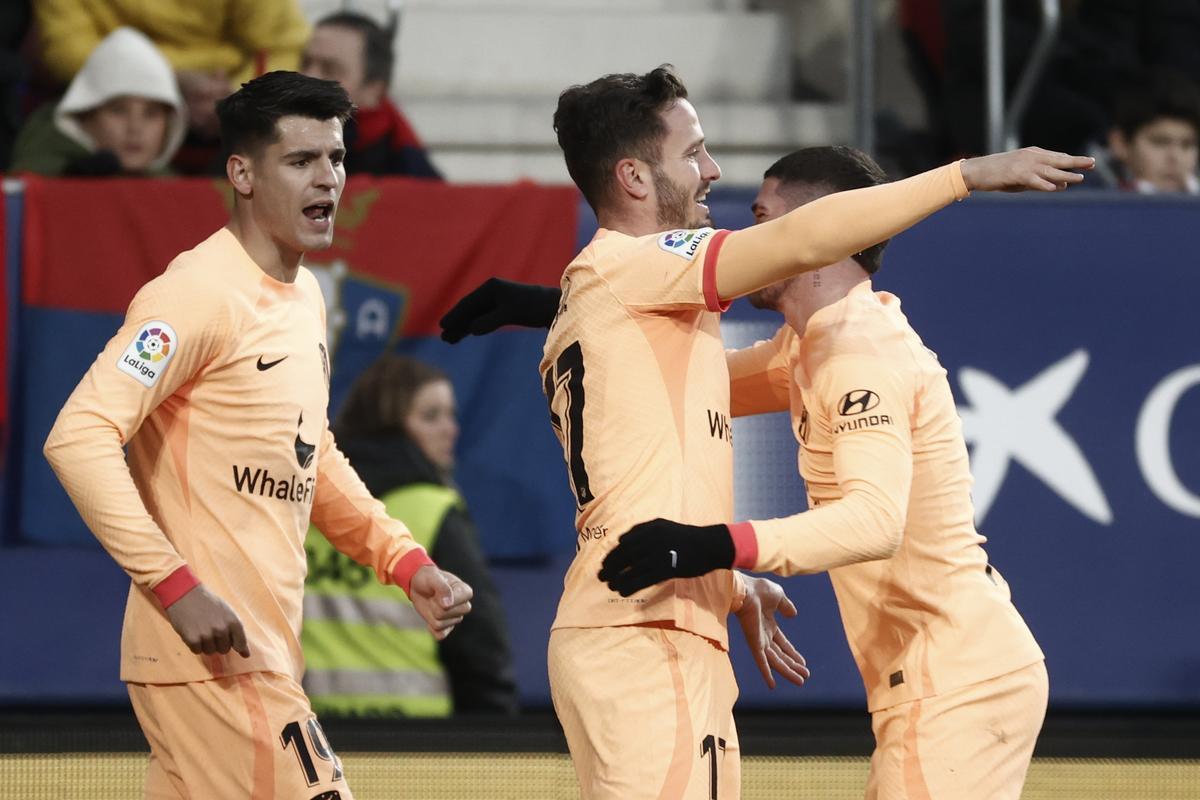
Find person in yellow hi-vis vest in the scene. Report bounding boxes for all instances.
[303,354,518,716]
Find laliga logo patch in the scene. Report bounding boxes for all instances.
[117,321,178,387]
[657,227,712,261]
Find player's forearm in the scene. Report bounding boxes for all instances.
[713,161,969,301]
[43,409,191,598]
[310,432,434,595]
[726,336,792,417]
[731,488,907,576]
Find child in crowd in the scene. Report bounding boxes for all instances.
[10,27,186,176]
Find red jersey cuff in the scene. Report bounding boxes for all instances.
[702,229,733,312]
[392,548,436,596]
[728,522,758,571]
[152,565,200,609]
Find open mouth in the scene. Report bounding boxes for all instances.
[303,202,334,223]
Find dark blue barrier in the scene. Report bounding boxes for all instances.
[2,187,1198,711]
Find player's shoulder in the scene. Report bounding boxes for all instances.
[130,230,241,324]
[646,227,719,262]
[155,228,239,289]
[805,288,915,370]
[582,227,719,273]
[773,322,800,353]
[295,265,324,299]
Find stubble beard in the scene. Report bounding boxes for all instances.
[652,166,709,230]
[747,284,784,310]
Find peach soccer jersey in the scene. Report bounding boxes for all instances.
[726,283,1043,710]
[44,228,432,685]
[541,226,740,648]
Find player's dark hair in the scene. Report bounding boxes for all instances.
[553,65,690,211]
[765,146,890,274]
[1113,69,1200,140]
[317,11,396,88]
[335,353,449,438]
[217,71,354,158]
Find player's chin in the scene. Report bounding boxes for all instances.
[296,224,335,251]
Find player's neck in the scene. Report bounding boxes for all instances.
[226,217,303,284]
[596,206,664,238]
[780,263,871,337]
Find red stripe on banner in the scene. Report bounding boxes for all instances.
[21,176,578,336]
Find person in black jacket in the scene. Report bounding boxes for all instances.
[300,11,442,179]
[331,353,517,714]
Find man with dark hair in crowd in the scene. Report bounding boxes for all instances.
[44,71,470,798]
[301,11,441,179]
[1107,70,1200,194]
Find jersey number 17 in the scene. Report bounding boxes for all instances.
[543,340,595,509]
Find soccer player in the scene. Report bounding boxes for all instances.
[600,146,1048,799]
[439,65,1090,799]
[43,72,472,800]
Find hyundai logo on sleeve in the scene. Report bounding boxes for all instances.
[839,389,880,416]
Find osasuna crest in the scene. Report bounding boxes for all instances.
[117,320,178,387]
[657,228,713,261]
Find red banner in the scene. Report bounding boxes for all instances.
[21,176,578,336]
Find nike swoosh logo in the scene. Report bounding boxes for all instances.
[256,355,288,371]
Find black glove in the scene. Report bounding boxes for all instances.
[598,518,734,597]
[63,149,122,177]
[439,277,563,343]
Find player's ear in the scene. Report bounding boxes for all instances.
[614,157,651,201]
[227,153,253,197]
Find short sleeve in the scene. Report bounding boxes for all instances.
[598,228,732,312]
[74,268,231,444]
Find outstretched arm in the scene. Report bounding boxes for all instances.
[712,148,1094,302]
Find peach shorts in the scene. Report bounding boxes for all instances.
[128,670,352,800]
[865,660,1049,800]
[549,624,741,800]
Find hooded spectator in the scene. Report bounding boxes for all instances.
[10,27,186,176]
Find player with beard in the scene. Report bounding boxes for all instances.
[44,72,472,799]
[602,146,1047,799]
[440,66,1090,799]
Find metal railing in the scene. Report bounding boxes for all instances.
[986,0,1062,153]
[850,0,1060,156]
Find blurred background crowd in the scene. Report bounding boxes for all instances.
[0,0,1197,193]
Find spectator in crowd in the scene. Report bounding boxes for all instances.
[10,27,186,176]
[937,0,1200,157]
[303,354,517,716]
[300,11,442,178]
[1105,70,1200,194]
[0,0,31,171]
[32,0,309,171]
